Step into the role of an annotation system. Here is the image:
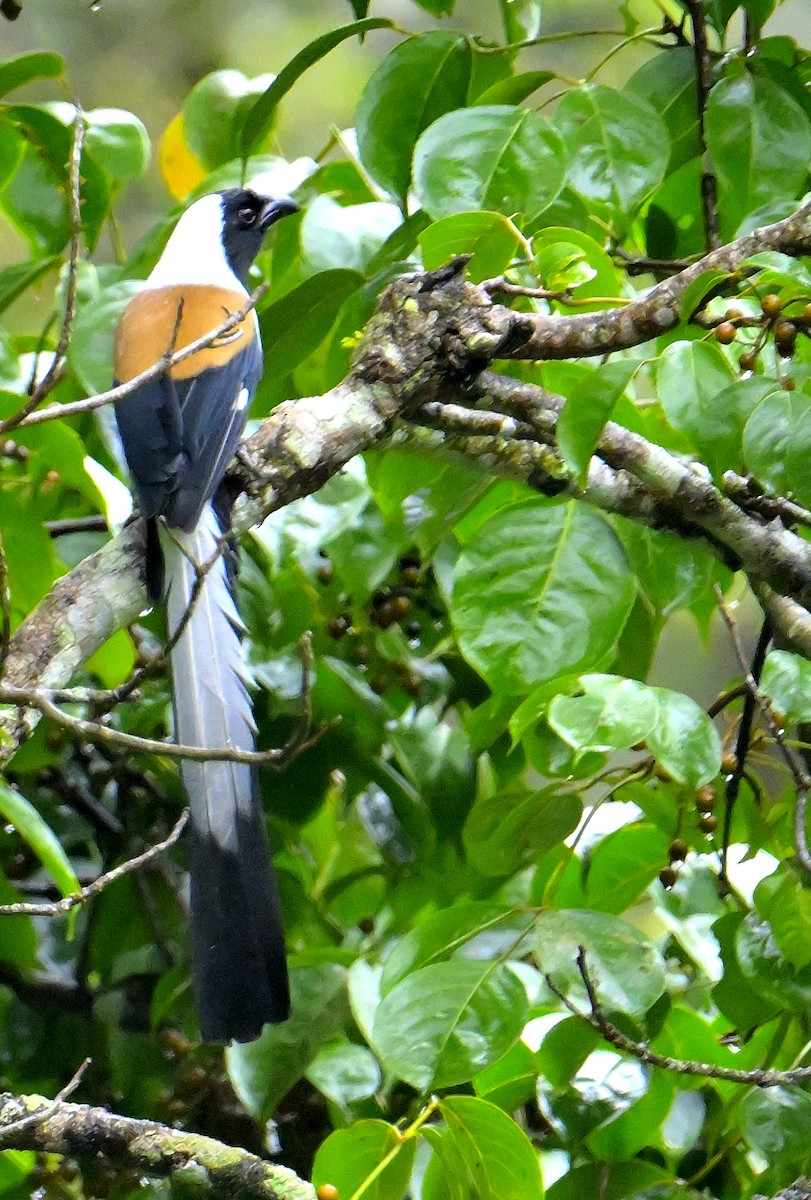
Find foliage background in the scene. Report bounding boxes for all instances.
[3,2,811,1200]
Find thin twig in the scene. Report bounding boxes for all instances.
[544,947,811,1087]
[715,587,811,875]
[0,810,189,917]
[0,1057,91,1137]
[0,533,11,680]
[6,106,86,430]
[719,617,773,887]
[684,0,720,250]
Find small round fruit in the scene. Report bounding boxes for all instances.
[774,319,797,356]
[317,1187,340,1200]
[696,784,716,811]
[316,565,333,586]
[761,293,782,318]
[669,838,688,862]
[715,321,736,345]
[738,352,756,372]
[369,674,389,694]
[659,867,678,889]
[327,616,349,640]
[699,813,718,834]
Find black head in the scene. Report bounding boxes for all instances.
[219,188,298,285]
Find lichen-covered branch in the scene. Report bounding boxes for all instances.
[0,1092,314,1200]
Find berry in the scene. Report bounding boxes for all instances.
[390,595,413,621]
[738,352,756,372]
[774,319,797,356]
[761,293,782,318]
[715,321,736,345]
[659,867,678,889]
[669,838,688,862]
[699,813,718,834]
[327,616,349,640]
[369,674,388,694]
[317,1187,340,1200]
[697,784,716,811]
[316,564,333,586]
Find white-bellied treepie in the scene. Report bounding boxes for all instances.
[114,188,298,1043]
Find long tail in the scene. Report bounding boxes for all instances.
[163,503,289,1043]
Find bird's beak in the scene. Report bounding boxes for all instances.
[259,197,299,230]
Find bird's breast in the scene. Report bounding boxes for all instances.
[114,284,257,383]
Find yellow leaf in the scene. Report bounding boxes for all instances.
[159,112,206,200]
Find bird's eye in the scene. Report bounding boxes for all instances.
[238,206,258,228]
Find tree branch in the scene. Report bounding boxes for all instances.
[0,1092,315,1200]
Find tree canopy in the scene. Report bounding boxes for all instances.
[3,2,811,1199]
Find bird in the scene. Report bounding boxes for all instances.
[113,187,299,1043]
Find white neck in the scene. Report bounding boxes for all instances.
[146,194,247,293]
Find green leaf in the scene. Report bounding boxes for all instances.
[452,501,636,695]
[313,1120,415,1200]
[555,84,669,224]
[463,787,582,877]
[373,959,528,1089]
[381,902,515,994]
[705,74,811,238]
[625,48,700,174]
[532,227,623,308]
[0,780,79,897]
[182,69,275,168]
[83,108,150,183]
[356,32,472,204]
[587,1071,674,1161]
[646,687,721,787]
[557,361,639,480]
[549,675,658,753]
[226,964,346,1118]
[257,269,364,391]
[742,1086,811,1160]
[755,869,811,970]
[69,279,142,393]
[761,650,811,723]
[498,0,542,43]
[436,1095,544,1200]
[414,105,565,222]
[2,104,110,251]
[306,1039,381,1111]
[535,909,666,1017]
[0,52,63,99]
[584,823,670,914]
[735,912,811,1014]
[474,71,553,107]
[0,256,58,315]
[300,196,402,274]
[712,912,780,1030]
[240,18,396,158]
[743,386,811,507]
[419,211,522,283]
[656,340,737,468]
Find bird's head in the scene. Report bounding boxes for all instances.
[147,188,299,291]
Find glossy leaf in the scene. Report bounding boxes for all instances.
[356,32,472,203]
[583,824,670,914]
[381,901,516,994]
[373,959,528,1089]
[226,965,346,1118]
[557,360,639,480]
[241,18,396,158]
[463,787,582,877]
[434,1095,544,1200]
[451,500,636,695]
[625,48,699,174]
[742,1086,811,1160]
[0,52,62,98]
[300,196,402,274]
[419,211,522,282]
[414,105,565,222]
[312,1119,416,1200]
[83,108,150,183]
[743,387,811,507]
[761,649,811,723]
[555,84,669,223]
[535,910,666,1017]
[705,74,811,237]
[0,780,79,897]
[257,269,364,390]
